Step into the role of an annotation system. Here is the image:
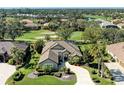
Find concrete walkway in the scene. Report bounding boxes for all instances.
[65,62,95,85]
[105,62,124,85]
[0,63,16,85]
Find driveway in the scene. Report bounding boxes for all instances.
[105,62,124,85]
[0,63,16,85]
[65,62,95,85]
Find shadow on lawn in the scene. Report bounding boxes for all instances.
[89,63,98,69]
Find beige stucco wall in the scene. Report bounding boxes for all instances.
[39,59,58,69]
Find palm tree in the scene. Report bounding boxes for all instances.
[90,41,106,77]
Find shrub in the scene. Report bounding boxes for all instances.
[54,72,62,78]
[16,64,24,70]
[36,65,43,72]
[91,70,97,74]
[111,58,116,62]
[8,59,16,65]
[110,76,114,80]
[50,72,55,76]
[13,71,24,81]
[92,77,100,83]
[65,68,71,74]
[45,34,51,41]
[59,66,66,72]
[42,65,54,75]
[36,65,55,75]
[38,72,46,76]
[69,56,81,65]
[103,57,109,62]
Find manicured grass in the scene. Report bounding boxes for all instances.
[16,30,84,41]
[7,75,76,85]
[70,31,84,40]
[6,52,76,85]
[82,66,115,85]
[84,14,112,21]
[16,30,56,41]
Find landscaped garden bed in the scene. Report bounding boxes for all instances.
[82,64,115,85]
[6,43,77,85]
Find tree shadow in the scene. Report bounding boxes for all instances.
[89,63,98,69]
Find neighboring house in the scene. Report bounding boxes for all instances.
[20,19,33,24]
[95,19,120,29]
[100,21,120,29]
[38,41,82,69]
[24,23,41,30]
[107,42,124,68]
[20,19,41,30]
[0,41,28,63]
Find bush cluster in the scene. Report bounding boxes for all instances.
[13,71,24,81]
[54,72,62,78]
[92,77,100,83]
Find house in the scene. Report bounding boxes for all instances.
[20,19,41,30]
[24,23,41,30]
[100,21,120,29]
[107,42,124,68]
[20,19,33,24]
[95,19,120,29]
[0,41,28,63]
[38,41,82,69]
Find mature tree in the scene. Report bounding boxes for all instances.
[101,28,124,44]
[0,13,7,39]
[82,49,94,65]
[48,21,59,31]
[7,21,23,41]
[57,27,73,40]
[11,47,25,65]
[83,27,102,43]
[34,39,44,54]
[90,41,106,77]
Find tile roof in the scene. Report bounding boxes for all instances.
[107,42,124,63]
[0,41,28,55]
[39,49,58,64]
[0,42,15,55]
[39,40,82,64]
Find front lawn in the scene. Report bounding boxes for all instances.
[6,50,76,85]
[7,75,76,85]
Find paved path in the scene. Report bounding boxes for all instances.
[65,62,95,85]
[0,63,16,85]
[105,62,124,85]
